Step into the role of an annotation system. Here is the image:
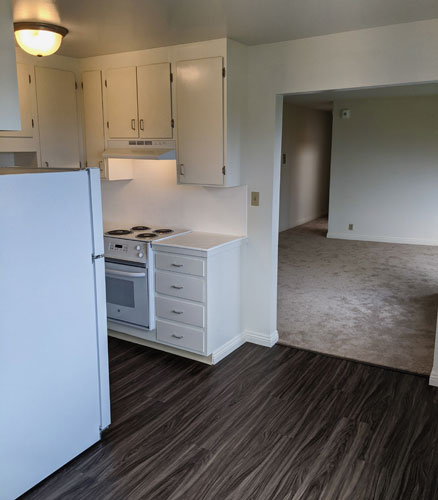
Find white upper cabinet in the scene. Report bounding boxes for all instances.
[106,63,173,140]
[176,57,224,186]
[35,67,80,169]
[82,70,105,170]
[0,63,34,138]
[106,66,138,139]
[0,1,20,131]
[175,41,246,187]
[137,63,173,139]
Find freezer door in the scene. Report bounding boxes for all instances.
[0,169,106,500]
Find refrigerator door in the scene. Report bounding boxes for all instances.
[0,169,106,500]
[87,167,111,430]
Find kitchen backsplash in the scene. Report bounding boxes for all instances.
[101,159,248,235]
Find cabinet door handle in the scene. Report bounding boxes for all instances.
[171,310,183,315]
[139,119,144,131]
[171,263,183,268]
[172,334,184,339]
[131,119,136,130]
[179,164,185,176]
[44,161,49,167]
[171,285,184,289]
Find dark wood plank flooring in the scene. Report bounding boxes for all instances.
[20,338,438,500]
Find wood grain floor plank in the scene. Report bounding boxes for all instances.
[20,338,438,500]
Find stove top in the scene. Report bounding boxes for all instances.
[104,225,190,243]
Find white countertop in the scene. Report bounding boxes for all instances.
[152,231,247,252]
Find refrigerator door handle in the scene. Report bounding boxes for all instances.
[92,254,105,262]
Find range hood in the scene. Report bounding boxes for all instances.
[102,148,175,160]
[103,139,176,161]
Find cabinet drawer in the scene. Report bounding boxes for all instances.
[155,296,205,328]
[155,271,205,302]
[157,320,204,352]
[155,252,205,277]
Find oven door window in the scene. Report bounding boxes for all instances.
[106,277,135,308]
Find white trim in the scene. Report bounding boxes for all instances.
[245,329,279,347]
[429,372,438,387]
[327,232,438,247]
[280,212,328,233]
[211,334,246,364]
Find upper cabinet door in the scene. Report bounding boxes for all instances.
[0,0,20,130]
[137,63,172,139]
[176,57,224,186]
[0,63,34,138]
[106,67,138,139]
[82,70,105,169]
[35,67,80,169]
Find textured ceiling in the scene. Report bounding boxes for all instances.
[12,0,438,58]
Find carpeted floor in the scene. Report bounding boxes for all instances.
[277,217,438,375]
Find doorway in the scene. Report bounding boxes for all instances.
[276,85,438,375]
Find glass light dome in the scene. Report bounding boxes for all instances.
[14,22,68,57]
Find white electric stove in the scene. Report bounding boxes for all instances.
[104,225,190,332]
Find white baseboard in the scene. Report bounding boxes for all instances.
[327,232,438,247]
[212,334,246,364]
[280,213,328,233]
[429,371,438,387]
[244,329,279,347]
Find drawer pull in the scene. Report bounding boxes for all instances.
[171,263,183,268]
[172,310,184,315]
[171,334,184,339]
[171,285,184,289]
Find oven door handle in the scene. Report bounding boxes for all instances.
[106,269,146,278]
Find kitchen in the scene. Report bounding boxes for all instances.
[1,7,250,499]
[2,1,438,499]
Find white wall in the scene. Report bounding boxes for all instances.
[279,103,331,232]
[101,159,247,235]
[243,19,438,340]
[328,96,438,245]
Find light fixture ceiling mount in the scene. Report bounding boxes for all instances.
[14,21,68,57]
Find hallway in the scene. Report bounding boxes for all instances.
[277,218,438,374]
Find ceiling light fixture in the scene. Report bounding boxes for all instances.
[13,22,68,57]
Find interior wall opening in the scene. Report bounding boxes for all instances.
[276,83,438,375]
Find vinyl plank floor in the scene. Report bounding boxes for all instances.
[20,337,438,500]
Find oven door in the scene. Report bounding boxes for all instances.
[105,260,149,328]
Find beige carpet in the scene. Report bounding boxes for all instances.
[277,218,438,375]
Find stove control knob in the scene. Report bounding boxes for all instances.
[138,252,144,258]
[135,245,141,251]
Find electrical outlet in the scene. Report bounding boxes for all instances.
[348,223,354,231]
[251,192,260,207]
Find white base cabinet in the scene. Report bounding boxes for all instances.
[153,237,242,357]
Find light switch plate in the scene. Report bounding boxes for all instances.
[251,192,260,206]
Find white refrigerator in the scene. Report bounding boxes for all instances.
[0,168,110,500]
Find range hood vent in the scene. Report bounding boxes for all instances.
[102,139,176,161]
[102,148,175,160]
